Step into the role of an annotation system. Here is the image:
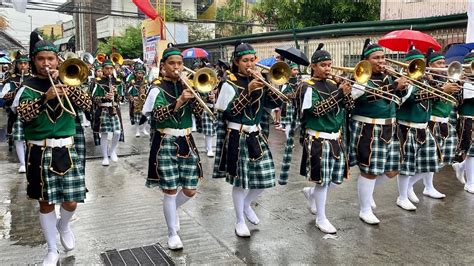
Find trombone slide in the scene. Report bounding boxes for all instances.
[176,70,216,121]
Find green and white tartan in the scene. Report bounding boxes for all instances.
[201,111,216,136]
[99,109,121,133]
[12,116,24,141]
[28,145,86,204]
[349,120,400,175]
[399,125,439,176]
[146,135,201,190]
[430,121,457,170]
[302,135,346,186]
[280,103,295,126]
[132,113,142,125]
[224,130,276,189]
[75,112,86,176]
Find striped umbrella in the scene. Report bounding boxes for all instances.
[182,48,209,58]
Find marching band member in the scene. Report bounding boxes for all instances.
[278,63,299,139]
[146,47,204,250]
[213,42,285,237]
[456,51,474,193]
[127,63,149,137]
[16,36,92,265]
[349,40,407,224]
[395,48,441,211]
[407,49,460,201]
[201,85,217,157]
[1,52,32,173]
[92,59,125,166]
[298,44,353,233]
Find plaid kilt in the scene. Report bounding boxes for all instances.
[349,120,400,175]
[99,109,121,133]
[429,121,457,169]
[201,111,216,136]
[301,134,348,186]
[75,113,86,175]
[398,124,439,176]
[280,103,295,125]
[26,144,86,204]
[146,133,202,190]
[131,113,142,125]
[220,128,276,189]
[12,116,24,141]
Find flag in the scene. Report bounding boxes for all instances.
[12,0,28,13]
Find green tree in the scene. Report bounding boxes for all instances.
[216,0,252,38]
[253,0,380,30]
[98,25,143,58]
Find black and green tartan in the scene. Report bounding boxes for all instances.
[398,124,440,176]
[349,120,400,175]
[280,103,295,126]
[26,144,86,204]
[301,135,347,186]
[429,121,456,170]
[12,116,24,141]
[75,110,86,176]
[132,113,142,125]
[99,109,122,133]
[201,110,216,136]
[146,134,202,190]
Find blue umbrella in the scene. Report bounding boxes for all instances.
[257,56,276,67]
[445,43,474,63]
[0,56,11,64]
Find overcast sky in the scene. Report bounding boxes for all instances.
[1,0,71,46]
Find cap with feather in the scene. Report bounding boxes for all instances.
[464,49,474,63]
[311,43,331,64]
[361,38,383,60]
[426,47,444,64]
[404,45,424,62]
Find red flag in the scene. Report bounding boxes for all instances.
[132,0,159,20]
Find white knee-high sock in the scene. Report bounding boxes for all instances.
[313,185,329,222]
[58,206,74,231]
[14,141,25,166]
[358,176,376,214]
[205,135,213,152]
[176,190,192,209]
[465,157,474,186]
[244,189,263,208]
[110,131,121,154]
[375,173,390,186]
[398,175,411,201]
[100,133,109,159]
[408,173,425,190]
[135,124,140,133]
[284,126,291,139]
[232,186,246,224]
[163,194,177,237]
[423,172,435,190]
[39,211,58,252]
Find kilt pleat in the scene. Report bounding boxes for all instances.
[399,125,439,176]
[201,111,216,136]
[12,116,24,141]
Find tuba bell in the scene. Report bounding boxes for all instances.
[111,52,123,65]
[96,53,106,64]
[81,52,94,65]
[59,58,90,86]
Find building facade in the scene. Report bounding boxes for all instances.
[380,0,468,20]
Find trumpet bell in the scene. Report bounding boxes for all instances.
[385,58,425,80]
[446,61,463,80]
[59,58,90,86]
[193,68,218,93]
[96,53,106,64]
[111,52,123,65]
[267,61,291,86]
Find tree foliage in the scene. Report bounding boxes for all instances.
[252,0,381,30]
[216,0,252,38]
[97,25,143,58]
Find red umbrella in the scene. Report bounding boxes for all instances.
[378,30,442,53]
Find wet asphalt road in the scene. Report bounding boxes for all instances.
[0,106,473,265]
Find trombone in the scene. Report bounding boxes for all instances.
[44,57,90,117]
[384,58,458,104]
[247,62,290,102]
[332,60,402,105]
[179,66,218,121]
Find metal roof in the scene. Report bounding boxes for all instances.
[0,31,24,51]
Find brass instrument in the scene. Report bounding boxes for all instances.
[249,62,290,102]
[43,57,89,117]
[81,52,95,65]
[133,81,147,113]
[108,74,117,116]
[111,53,124,65]
[332,60,402,105]
[385,58,457,104]
[180,66,218,121]
[426,61,463,81]
[96,53,106,64]
[462,61,474,73]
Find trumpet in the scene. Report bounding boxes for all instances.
[384,58,458,104]
[332,60,402,105]
[179,66,218,121]
[246,62,290,102]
